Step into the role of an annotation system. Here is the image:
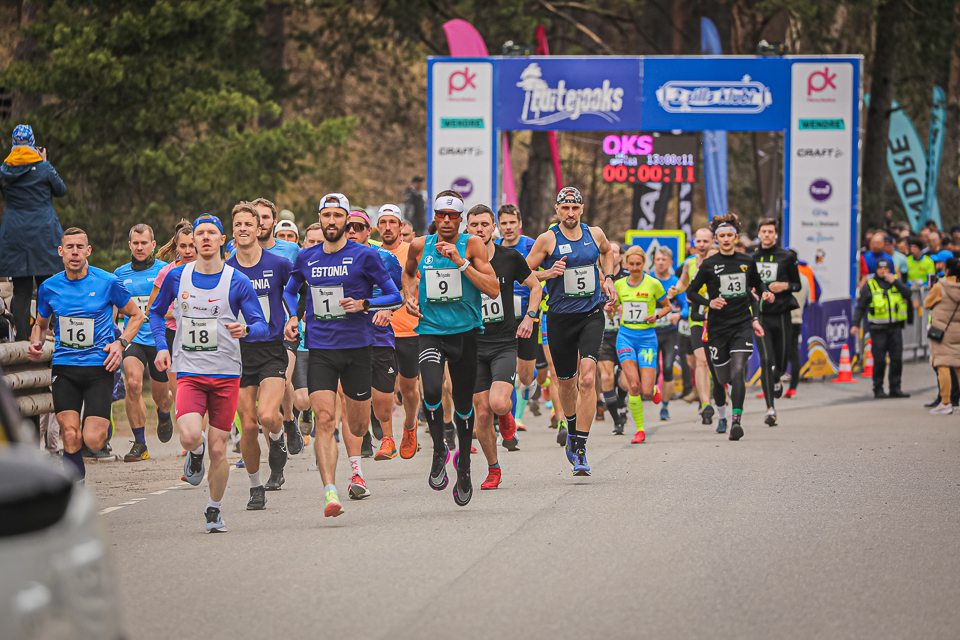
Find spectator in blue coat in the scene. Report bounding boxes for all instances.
[0,125,67,340]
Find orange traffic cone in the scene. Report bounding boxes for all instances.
[832,343,855,383]
[860,340,874,380]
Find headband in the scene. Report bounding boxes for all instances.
[433,196,464,213]
[715,222,737,231]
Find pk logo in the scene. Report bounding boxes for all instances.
[808,67,837,96]
[449,68,477,96]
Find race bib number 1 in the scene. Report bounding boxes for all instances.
[425,268,463,302]
[481,293,504,324]
[182,317,218,352]
[59,316,94,349]
[563,266,596,298]
[719,273,747,298]
[757,262,778,284]
[311,286,346,321]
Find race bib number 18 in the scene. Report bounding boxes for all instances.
[182,317,218,352]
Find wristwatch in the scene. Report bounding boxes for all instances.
[362,299,370,312]
[119,338,129,349]
[526,310,538,319]
[242,325,250,338]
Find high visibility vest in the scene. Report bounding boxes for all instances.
[867,278,907,324]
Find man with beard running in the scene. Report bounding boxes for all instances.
[283,194,402,517]
[114,224,172,462]
[686,213,773,441]
[525,187,617,476]
[227,203,297,509]
[402,191,499,506]
[466,205,542,489]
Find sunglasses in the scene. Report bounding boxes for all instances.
[347,222,368,232]
[434,211,461,220]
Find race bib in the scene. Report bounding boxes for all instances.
[604,312,620,332]
[238,295,271,325]
[311,286,346,321]
[481,293,504,324]
[563,266,596,297]
[622,301,648,324]
[719,273,747,298]
[59,316,94,349]
[514,294,523,319]
[182,317,218,352]
[425,268,462,302]
[679,318,691,336]
[656,312,673,328]
[757,262,779,284]
[132,295,150,316]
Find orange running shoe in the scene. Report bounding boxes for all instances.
[374,436,397,460]
[498,413,517,442]
[481,467,501,490]
[631,430,646,444]
[652,386,662,405]
[399,427,418,459]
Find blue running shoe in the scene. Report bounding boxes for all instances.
[660,406,670,421]
[183,435,206,486]
[573,448,591,476]
[716,418,728,434]
[205,507,227,533]
[564,435,577,466]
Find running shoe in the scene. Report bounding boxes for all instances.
[516,419,527,432]
[755,391,765,399]
[334,427,340,443]
[631,430,646,444]
[443,423,456,452]
[157,412,174,443]
[452,466,473,506]
[247,486,266,510]
[765,409,777,427]
[82,443,114,460]
[556,425,568,447]
[324,488,344,517]
[235,460,245,468]
[361,432,374,458]
[399,427,418,459]
[774,382,784,399]
[285,421,304,456]
[183,436,206,486]
[660,406,670,421]
[930,403,953,415]
[299,411,313,436]
[502,436,519,451]
[498,413,518,442]
[700,404,714,426]
[268,434,287,473]
[784,389,797,398]
[549,410,558,429]
[651,386,662,405]
[682,389,699,403]
[375,436,398,460]
[348,474,370,500]
[716,418,727,434]
[528,399,541,416]
[123,441,150,462]
[729,419,744,441]
[596,404,605,421]
[481,467,501,490]
[205,507,227,533]
[428,447,449,491]
[564,436,578,466]
[573,448,591,476]
[612,415,624,436]
[371,420,383,441]
[265,469,285,491]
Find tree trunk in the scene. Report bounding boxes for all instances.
[10,0,41,119]
[862,0,902,231]
[258,0,286,130]
[518,131,557,237]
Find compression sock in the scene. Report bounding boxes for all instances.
[732,409,743,422]
[349,456,363,479]
[515,393,528,422]
[248,471,262,487]
[489,462,500,470]
[510,386,517,417]
[454,410,474,470]
[424,401,445,453]
[158,409,170,421]
[63,449,85,481]
[628,395,644,432]
[565,414,580,449]
[616,383,628,410]
[718,404,727,421]
[603,390,619,420]
[132,426,146,444]
[207,498,222,510]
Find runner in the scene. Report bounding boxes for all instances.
[226,203,297,509]
[28,228,143,484]
[251,198,300,264]
[402,191,499,505]
[604,246,671,443]
[150,214,269,532]
[599,242,628,434]
[275,220,300,244]
[114,224,171,462]
[525,187,618,476]
[466,204,542,489]
[376,204,422,458]
[750,217,801,426]
[291,223,324,433]
[651,246,688,422]
[685,213,773,441]
[282,193,402,517]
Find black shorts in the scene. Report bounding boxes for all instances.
[475,339,518,393]
[535,342,547,370]
[545,306,605,380]
[52,365,114,420]
[239,341,288,388]
[517,321,540,361]
[690,323,706,352]
[706,322,755,368]
[394,336,420,379]
[284,339,299,353]
[308,347,372,401]
[292,351,309,390]
[165,328,176,353]
[656,330,680,382]
[123,342,166,383]
[598,335,619,364]
[372,346,398,394]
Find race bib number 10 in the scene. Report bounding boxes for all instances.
[425,268,463,302]
[481,293,504,324]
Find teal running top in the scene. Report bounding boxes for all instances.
[416,233,482,335]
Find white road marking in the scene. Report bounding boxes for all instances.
[150,490,168,495]
[99,506,124,515]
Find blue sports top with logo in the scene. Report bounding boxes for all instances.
[542,223,603,314]
[115,258,167,346]
[226,249,293,342]
[416,233,482,335]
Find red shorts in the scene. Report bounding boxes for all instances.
[175,376,240,432]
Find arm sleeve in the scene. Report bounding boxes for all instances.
[230,275,269,340]
[385,251,403,289]
[786,256,802,292]
[677,292,689,318]
[46,164,67,198]
[686,267,709,308]
[297,282,308,319]
[365,252,402,310]
[149,270,179,349]
[893,279,912,298]
[283,259,306,319]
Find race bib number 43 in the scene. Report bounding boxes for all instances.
[719,273,747,298]
[425,268,463,302]
[59,316,94,349]
[182,317,218,352]
[563,266,596,298]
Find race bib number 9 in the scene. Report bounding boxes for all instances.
[59,316,94,349]
[425,268,463,302]
[481,293,504,324]
[563,266,596,298]
[719,273,747,298]
[182,317,218,352]
[311,286,346,321]
[757,262,778,284]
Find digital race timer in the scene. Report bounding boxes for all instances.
[603,163,696,183]
[602,133,698,184]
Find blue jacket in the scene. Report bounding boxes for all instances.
[0,160,66,277]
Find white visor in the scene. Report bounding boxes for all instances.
[377,204,402,221]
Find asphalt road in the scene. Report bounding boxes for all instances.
[87,362,960,640]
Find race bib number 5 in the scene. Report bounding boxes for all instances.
[719,273,747,298]
[425,268,463,302]
[182,317,218,352]
[59,316,94,349]
[563,266,596,297]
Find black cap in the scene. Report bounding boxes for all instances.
[875,258,892,270]
[412,175,424,183]
[556,187,583,205]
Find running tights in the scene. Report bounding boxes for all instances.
[419,331,478,468]
[757,312,792,410]
[712,351,750,413]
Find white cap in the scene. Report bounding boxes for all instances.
[275,220,299,236]
[319,193,350,214]
[433,195,464,213]
[377,204,402,222]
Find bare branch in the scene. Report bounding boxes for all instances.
[538,0,616,55]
